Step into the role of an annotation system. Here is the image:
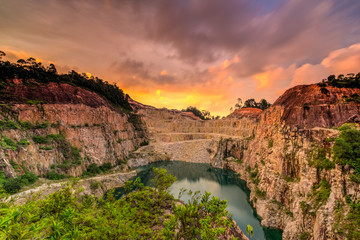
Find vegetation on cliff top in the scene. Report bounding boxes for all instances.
[0,168,241,239]
[318,73,360,89]
[230,98,271,113]
[0,50,132,111]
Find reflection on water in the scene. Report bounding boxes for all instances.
[129,161,282,240]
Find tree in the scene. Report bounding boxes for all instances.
[183,106,212,120]
[258,99,271,110]
[243,98,257,108]
[235,98,243,109]
[0,50,5,59]
[47,63,57,74]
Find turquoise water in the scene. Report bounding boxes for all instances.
[129,161,282,240]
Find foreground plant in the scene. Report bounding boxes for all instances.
[0,168,243,239]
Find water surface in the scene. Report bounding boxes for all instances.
[134,161,282,240]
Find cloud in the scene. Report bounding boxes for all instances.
[291,43,360,86]
[1,0,360,116]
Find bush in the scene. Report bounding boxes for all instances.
[255,188,266,198]
[90,181,100,191]
[333,125,360,182]
[34,121,50,129]
[1,135,17,150]
[19,120,33,130]
[0,120,19,130]
[309,147,335,170]
[312,179,331,208]
[99,163,112,172]
[32,136,49,144]
[268,139,273,148]
[39,146,52,150]
[86,163,101,175]
[2,178,22,194]
[0,167,242,239]
[1,172,38,194]
[140,140,149,146]
[19,172,38,185]
[18,139,30,146]
[46,170,67,180]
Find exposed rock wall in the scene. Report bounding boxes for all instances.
[0,82,148,177]
[130,84,360,240]
[273,84,360,129]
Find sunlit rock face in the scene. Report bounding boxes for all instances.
[226,107,263,120]
[0,81,148,177]
[273,84,360,129]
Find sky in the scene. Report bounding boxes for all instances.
[1,0,360,116]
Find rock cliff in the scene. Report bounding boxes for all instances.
[0,80,148,177]
[2,77,360,239]
[128,83,360,240]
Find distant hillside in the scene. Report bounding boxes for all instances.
[0,53,132,111]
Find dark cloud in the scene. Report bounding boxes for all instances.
[111,58,179,87]
[1,0,360,97]
[148,0,360,72]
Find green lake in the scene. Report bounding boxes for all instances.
[132,161,282,240]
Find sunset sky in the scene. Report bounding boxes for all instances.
[1,0,360,116]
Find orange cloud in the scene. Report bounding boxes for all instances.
[291,43,360,86]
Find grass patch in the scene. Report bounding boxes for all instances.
[17,139,30,146]
[0,119,19,130]
[312,179,331,209]
[309,147,335,171]
[1,135,17,150]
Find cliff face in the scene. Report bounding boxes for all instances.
[2,78,360,239]
[0,81,147,177]
[221,86,360,239]
[129,84,360,240]
[226,107,263,120]
[273,84,360,129]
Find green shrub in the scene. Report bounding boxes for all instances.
[299,232,311,240]
[70,146,81,165]
[10,159,18,170]
[19,172,38,185]
[18,139,30,146]
[2,178,22,194]
[1,172,37,194]
[309,147,335,170]
[312,179,331,208]
[46,134,62,141]
[268,139,273,148]
[86,163,101,175]
[39,146,52,150]
[57,161,71,171]
[90,181,100,191]
[99,163,112,172]
[26,100,43,105]
[0,120,19,130]
[0,167,241,239]
[333,125,360,182]
[19,120,33,130]
[32,136,49,144]
[140,140,149,146]
[1,135,17,150]
[46,170,67,180]
[255,188,266,198]
[34,121,49,129]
